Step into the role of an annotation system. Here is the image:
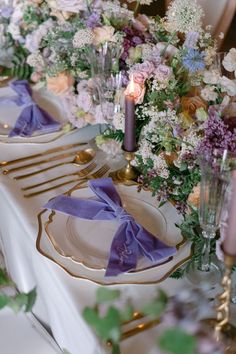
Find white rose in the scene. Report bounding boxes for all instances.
[222,48,236,76]
[203,70,220,85]
[201,86,218,102]
[219,76,236,96]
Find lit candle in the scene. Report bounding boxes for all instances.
[223,171,236,256]
[124,75,136,152]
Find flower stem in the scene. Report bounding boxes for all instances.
[199,231,215,272]
[134,1,140,17]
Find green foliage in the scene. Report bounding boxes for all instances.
[0,268,13,287]
[83,306,121,345]
[159,327,197,354]
[96,287,120,304]
[2,48,32,80]
[142,289,168,319]
[0,267,36,313]
[0,288,36,313]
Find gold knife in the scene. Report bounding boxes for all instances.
[0,142,87,167]
[2,150,82,175]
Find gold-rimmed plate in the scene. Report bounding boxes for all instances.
[36,185,192,285]
[45,185,182,271]
[0,86,74,144]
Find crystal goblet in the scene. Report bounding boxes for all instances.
[187,156,229,287]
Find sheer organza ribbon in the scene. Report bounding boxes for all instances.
[0,80,60,137]
[45,178,176,276]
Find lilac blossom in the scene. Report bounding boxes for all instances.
[85,12,101,29]
[196,109,236,157]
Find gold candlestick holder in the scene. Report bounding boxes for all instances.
[110,150,140,183]
[205,250,236,353]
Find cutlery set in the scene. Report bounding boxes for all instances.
[0,141,110,198]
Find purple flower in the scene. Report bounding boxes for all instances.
[85,12,101,29]
[182,49,205,72]
[1,6,13,19]
[184,31,199,49]
[196,109,236,157]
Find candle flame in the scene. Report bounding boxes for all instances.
[126,75,136,97]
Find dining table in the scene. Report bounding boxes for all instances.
[0,85,209,354]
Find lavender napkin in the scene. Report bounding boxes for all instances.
[45,178,176,276]
[0,80,60,137]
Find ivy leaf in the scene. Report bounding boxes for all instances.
[24,288,37,312]
[142,290,168,318]
[0,294,10,309]
[120,303,134,322]
[96,288,120,304]
[4,288,37,313]
[83,306,121,343]
[159,327,197,354]
[0,268,13,287]
[83,307,100,327]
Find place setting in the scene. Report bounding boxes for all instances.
[0,0,236,353]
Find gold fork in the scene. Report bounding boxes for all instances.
[24,164,110,198]
[21,161,97,191]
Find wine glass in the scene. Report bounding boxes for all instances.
[187,155,230,287]
[89,43,124,122]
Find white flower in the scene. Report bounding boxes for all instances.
[166,0,204,34]
[26,52,45,71]
[219,76,236,96]
[201,86,218,102]
[7,22,23,42]
[73,29,94,48]
[203,69,220,85]
[55,0,87,13]
[97,138,122,157]
[25,19,54,53]
[113,112,125,132]
[152,155,169,179]
[222,48,236,77]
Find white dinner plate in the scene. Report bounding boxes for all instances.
[37,185,192,285]
[45,185,182,271]
[0,86,70,143]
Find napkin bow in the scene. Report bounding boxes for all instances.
[45,178,176,276]
[0,80,60,137]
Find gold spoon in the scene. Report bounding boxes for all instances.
[14,148,96,180]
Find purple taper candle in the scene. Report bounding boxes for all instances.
[124,76,136,152]
[224,171,236,256]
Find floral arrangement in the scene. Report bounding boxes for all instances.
[83,286,225,354]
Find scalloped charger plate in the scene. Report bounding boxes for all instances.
[0,86,72,144]
[37,185,192,285]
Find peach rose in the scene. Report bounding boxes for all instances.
[133,14,150,32]
[187,184,200,208]
[181,96,207,115]
[124,81,145,105]
[92,26,115,46]
[46,72,74,95]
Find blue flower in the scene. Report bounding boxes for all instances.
[182,48,205,72]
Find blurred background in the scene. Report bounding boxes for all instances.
[140,0,236,51]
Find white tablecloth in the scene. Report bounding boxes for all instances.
[0,122,188,353]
